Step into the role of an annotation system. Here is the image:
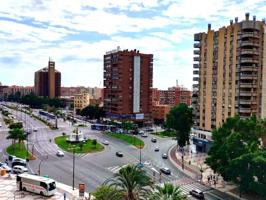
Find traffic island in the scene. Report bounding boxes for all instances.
[6,143,35,160]
[106,132,144,149]
[55,136,104,153]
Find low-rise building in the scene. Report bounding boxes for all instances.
[152,104,171,124]
[74,93,91,114]
[2,85,34,98]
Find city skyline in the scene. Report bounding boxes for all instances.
[0,0,265,89]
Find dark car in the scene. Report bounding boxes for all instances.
[12,161,26,168]
[162,153,168,159]
[151,138,157,143]
[160,167,171,175]
[116,151,123,157]
[8,155,16,161]
[189,189,204,199]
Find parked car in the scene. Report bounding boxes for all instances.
[56,150,64,157]
[0,123,2,127]
[102,140,109,145]
[189,189,205,199]
[116,151,123,157]
[12,161,26,168]
[162,153,168,159]
[0,162,11,172]
[8,155,16,161]
[13,165,28,174]
[160,167,171,175]
[151,138,157,143]
[12,158,26,164]
[154,147,159,152]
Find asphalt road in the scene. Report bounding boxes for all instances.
[0,103,240,200]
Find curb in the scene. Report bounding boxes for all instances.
[168,145,200,179]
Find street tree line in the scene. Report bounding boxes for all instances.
[5,92,65,109]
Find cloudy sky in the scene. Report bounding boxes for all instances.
[0,0,265,89]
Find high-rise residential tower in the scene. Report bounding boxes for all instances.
[192,13,266,152]
[34,60,61,98]
[103,47,153,122]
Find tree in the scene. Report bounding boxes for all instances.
[106,165,153,200]
[9,122,23,129]
[206,116,266,197]
[121,121,134,132]
[149,183,187,200]
[92,185,123,200]
[80,105,105,120]
[92,139,97,148]
[165,103,193,147]
[6,128,20,146]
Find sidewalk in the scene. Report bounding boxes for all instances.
[168,145,247,200]
[0,174,92,200]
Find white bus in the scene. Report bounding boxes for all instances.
[16,174,56,196]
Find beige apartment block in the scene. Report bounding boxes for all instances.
[74,93,91,113]
[192,13,266,132]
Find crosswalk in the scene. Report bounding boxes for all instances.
[180,182,210,195]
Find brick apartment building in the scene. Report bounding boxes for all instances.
[103,47,153,122]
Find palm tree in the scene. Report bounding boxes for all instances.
[149,183,186,200]
[17,129,26,150]
[92,185,123,200]
[106,165,153,200]
[6,128,20,146]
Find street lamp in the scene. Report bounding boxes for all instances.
[69,145,79,190]
[38,155,48,175]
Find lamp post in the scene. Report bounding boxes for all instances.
[139,141,142,165]
[73,147,75,190]
[38,155,48,175]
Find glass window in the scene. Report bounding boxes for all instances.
[49,182,56,191]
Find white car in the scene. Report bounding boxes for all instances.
[56,150,64,157]
[33,128,38,132]
[102,140,109,145]
[0,123,2,127]
[13,165,28,174]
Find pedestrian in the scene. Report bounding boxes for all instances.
[63,192,66,200]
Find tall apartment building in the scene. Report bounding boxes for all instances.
[192,13,266,152]
[34,60,61,98]
[104,47,153,122]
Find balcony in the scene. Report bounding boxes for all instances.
[194,50,200,55]
[240,58,259,63]
[242,32,260,39]
[239,83,254,88]
[239,92,252,96]
[194,57,200,62]
[239,100,251,105]
[242,21,260,30]
[241,42,260,47]
[193,70,199,75]
[193,77,199,82]
[239,108,251,113]
[193,64,199,68]
[240,75,257,80]
[241,50,259,55]
[194,33,202,41]
[194,43,201,48]
[240,66,258,72]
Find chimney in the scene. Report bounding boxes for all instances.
[208,23,211,31]
[235,17,238,23]
[253,15,256,21]
[245,13,249,21]
[230,20,233,25]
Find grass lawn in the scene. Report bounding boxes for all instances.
[151,130,176,138]
[55,136,104,153]
[6,143,35,160]
[107,132,144,149]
